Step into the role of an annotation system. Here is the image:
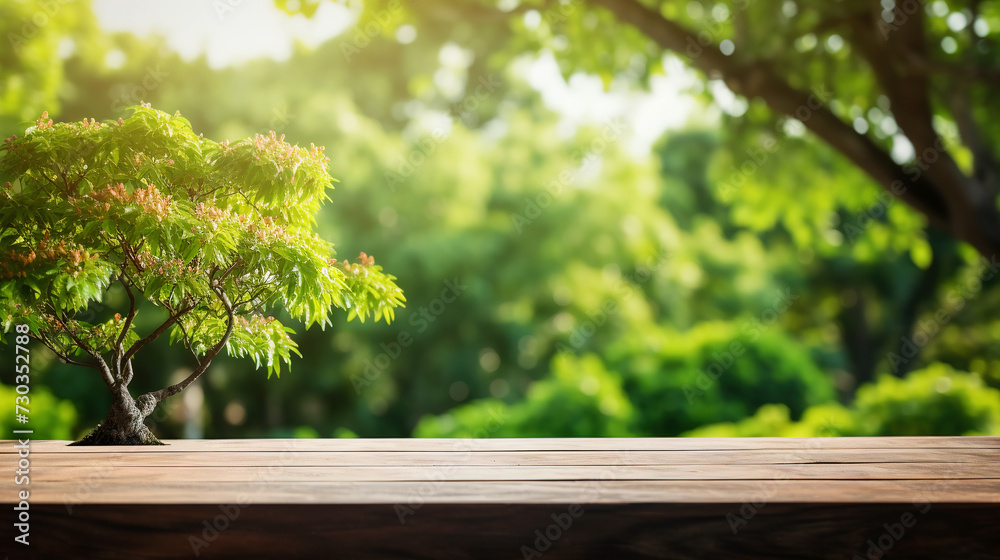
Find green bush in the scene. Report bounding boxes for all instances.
[684,364,1000,437]
[414,353,633,437]
[414,323,840,438]
[683,403,855,437]
[616,322,835,435]
[853,364,1000,435]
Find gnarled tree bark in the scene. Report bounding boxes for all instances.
[70,285,235,445]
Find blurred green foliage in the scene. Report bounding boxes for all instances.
[1,0,998,440]
[615,322,836,435]
[0,382,78,440]
[0,0,102,133]
[686,364,1000,437]
[416,353,635,437]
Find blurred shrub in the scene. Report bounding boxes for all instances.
[415,324,837,437]
[683,403,855,437]
[414,353,633,437]
[685,364,1000,436]
[616,322,835,435]
[852,364,1000,435]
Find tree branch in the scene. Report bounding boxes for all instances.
[136,286,235,416]
[56,314,115,387]
[176,318,201,359]
[36,332,100,370]
[121,303,194,365]
[589,0,1000,256]
[848,4,1000,257]
[232,282,274,312]
[113,276,137,378]
[122,358,135,386]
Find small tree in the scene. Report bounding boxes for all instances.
[0,106,404,444]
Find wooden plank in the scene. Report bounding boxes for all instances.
[23,479,1000,504]
[28,462,1000,483]
[22,503,1000,560]
[5,436,1000,453]
[4,437,997,558]
[12,448,999,468]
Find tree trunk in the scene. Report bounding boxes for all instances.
[71,387,162,446]
[69,288,233,445]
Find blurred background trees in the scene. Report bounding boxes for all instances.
[2,0,999,439]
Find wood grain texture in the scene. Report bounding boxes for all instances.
[5,436,1000,453]
[17,503,1000,560]
[2,437,997,559]
[23,478,1000,504]
[29,462,1000,483]
[14,448,1000,467]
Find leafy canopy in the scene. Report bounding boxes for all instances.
[1,106,404,377]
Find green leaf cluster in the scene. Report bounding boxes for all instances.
[1,106,403,378]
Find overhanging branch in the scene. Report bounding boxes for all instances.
[587,0,1000,254]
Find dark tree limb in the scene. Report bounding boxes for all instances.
[113,275,137,381]
[122,357,135,386]
[121,303,195,365]
[889,229,959,376]
[837,287,878,388]
[135,286,235,418]
[848,7,986,244]
[587,0,1000,257]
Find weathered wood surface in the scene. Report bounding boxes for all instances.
[2,437,999,559]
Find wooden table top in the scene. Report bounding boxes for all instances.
[4,437,999,505]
